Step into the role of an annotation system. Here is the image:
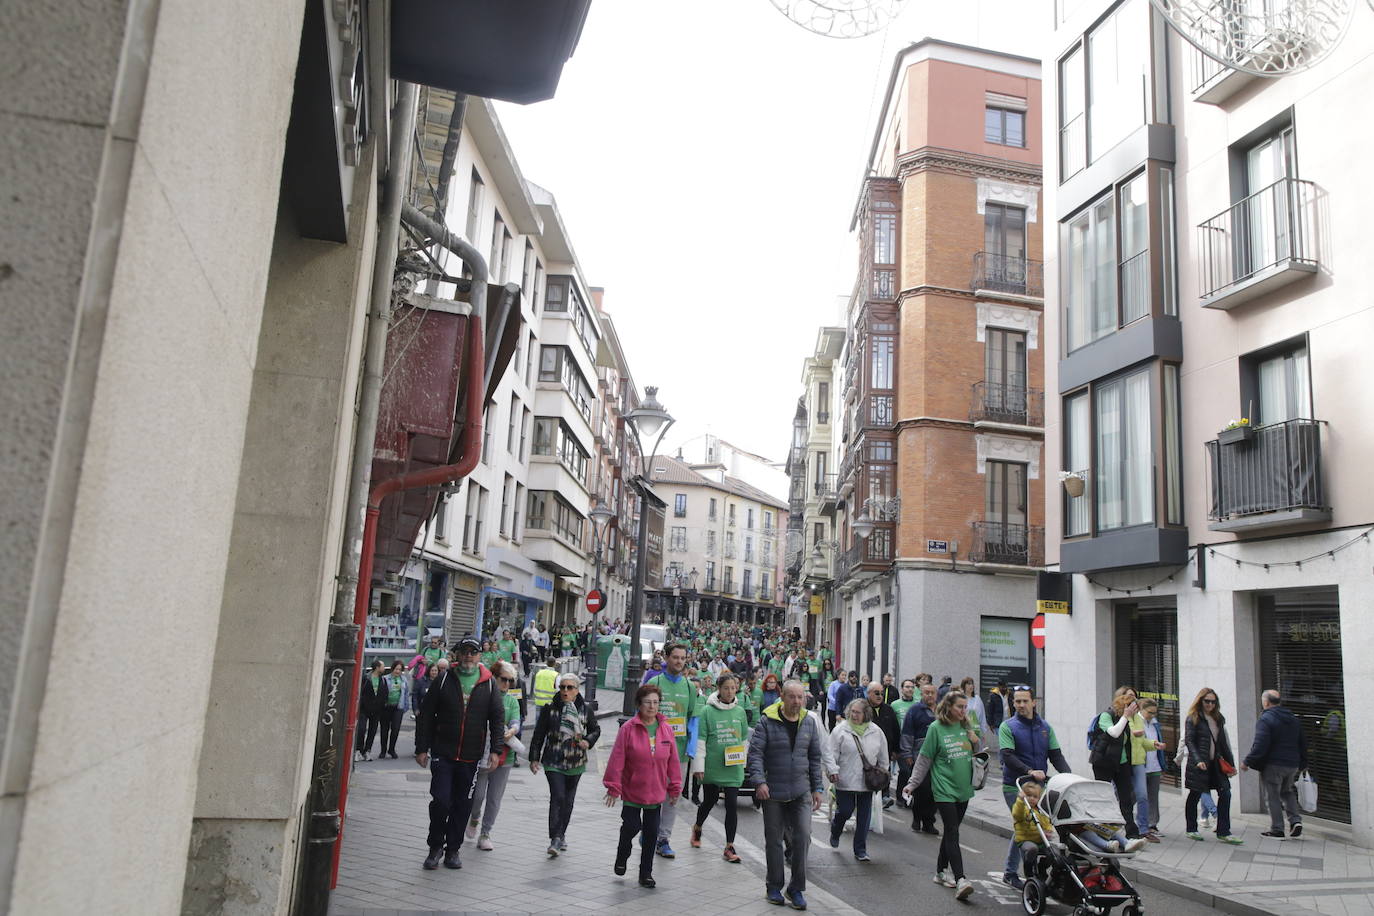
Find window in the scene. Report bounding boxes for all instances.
[1163,365,1182,526]
[526,490,583,547]
[519,407,530,461]
[985,203,1026,263]
[489,213,505,284]
[704,561,716,591]
[674,493,687,518]
[1063,192,1116,351]
[709,498,718,520]
[763,510,773,532]
[728,503,736,524]
[871,334,894,389]
[761,540,772,567]
[521,241,535,296]
[723,567,734,592]
[986,460,1029,529]
[813,452,828,493]
[465,170,484,244]
[1118,171,1150,325]
[670,527,687,551]
[507,394,519,453]
[500,475,513,537]
[525,331,537,387]
[814,522,825,546]
[1088,0,1149,160]
[724,531,736,558]
[1253,342,1311,426]
[742,569,753,597]
[1064,391,1091,537]
[873,213,896,264]
[463,484,487,554]
[1095,367,1153,531]
[817,382,830,423]
[544,276,568,312]
[434,495,449,542]
[744,536,754,564]
[533,261,545,315]
[512,483,523,541]
[537,346,593,421]
[706,530,717,556]
[747,507,756,530]
[532,417,588,483]
[985,107,1026,147]
[481,400,494,465]
[986,328,1028,389]
[760,571,770,596]
[1059,45,1086,178]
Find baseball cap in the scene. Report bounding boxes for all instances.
[453,634,481,652]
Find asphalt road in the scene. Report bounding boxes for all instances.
[691,792,1221,916]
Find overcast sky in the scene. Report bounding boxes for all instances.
[496,0,1048,464]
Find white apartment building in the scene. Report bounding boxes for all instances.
[1042,1,1374,842]
[647,455,789,627]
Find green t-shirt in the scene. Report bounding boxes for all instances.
[699,703,750,787]
[500,692,520,767]
[387,677,402,706]
[998,718,1063,795]
[369,675,381,697]
[560,633,577,651]
[457,667,479,697]
[422,646,445,666]
[918,720,978,803]
[768,658,784,676]
[480,650,499,669]
[646,673,699,762]
[625,719,662,809]
[891,697,917,728]
[498,639,518,664]
[818,648,834,664]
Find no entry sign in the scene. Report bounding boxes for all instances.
[585,589,604,614]
[1031,613,1046,650]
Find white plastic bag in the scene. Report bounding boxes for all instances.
[869,791,885,835]
[1296,770,1318,813]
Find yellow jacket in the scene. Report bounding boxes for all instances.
[533,666,559,706]
[1012,796,1053,844]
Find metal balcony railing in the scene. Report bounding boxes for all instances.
[1206,419,1327,521]
[971,380,1044,427]
[840,527,894,574]
[969,521,1044,567]
[814,473,839,500]
[973,251,1044,298]
[867,394,894,428]
[1198,178,1317,304]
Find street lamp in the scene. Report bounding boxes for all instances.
[585,501,614,712]
[622,387,675,718]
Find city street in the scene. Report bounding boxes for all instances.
[332,717,1219,916]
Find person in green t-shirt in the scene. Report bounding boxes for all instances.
[690,673,750,862]
[497,629,519,672]
[644,643,700,857]
[480,639,500,670]
[379,660,410,759]
[467,660,523,849]
[421,635,446,668]
[903,689,984,901]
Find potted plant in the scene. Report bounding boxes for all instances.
[1060,470,1086,498]
[1217,418,1254,446]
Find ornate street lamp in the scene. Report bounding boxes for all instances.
[621,387,675,718]
[584,501,614,711]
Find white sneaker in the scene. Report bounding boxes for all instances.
[1201,815,1214,830]
[1106,840,1122,852]
[955,877,974,900]
[477,834,493,851]
[933,869,956,888]
[1123,838,1147,853]
[465,819,479,839]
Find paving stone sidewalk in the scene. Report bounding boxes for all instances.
[961,779,1373,916]
[331,717,862,916]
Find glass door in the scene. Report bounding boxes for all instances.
[1244,129,1295,276]
[985,328,1028,422]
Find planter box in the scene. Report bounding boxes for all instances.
[1217,426,1255,446]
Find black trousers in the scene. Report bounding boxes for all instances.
[694,783,740,844]
[427,757,479,851]
[545,771,582,841]
[911,773,937,830]
[380,705,402,755]
[356,710,381,754]
[617,804,661,879]
[936,800,969,879]
[1095,763,1139,838]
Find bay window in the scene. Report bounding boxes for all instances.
[1063,193,1116,351]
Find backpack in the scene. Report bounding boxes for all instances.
[1086,712,1104,750]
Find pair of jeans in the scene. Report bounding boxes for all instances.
[1020,841,1046,878]
[830,790,873,856]
[1001,790,1022,877]
[657,764,689,841]
[1261,765,1302,832]
[617,805,661,879]
[1199,790,1218,818]
[470,765,512,835]
[762,795,811,894]
[1145,771,1162,830]
[935,800,969,879]
[427,757,479,851]
[1130,764,1150,835]
[1077,827,1127,852]
[545,771,581,841]
[695,783,740,844]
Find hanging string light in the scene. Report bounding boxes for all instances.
[1150,0,1356,77]
[768,0,905,38]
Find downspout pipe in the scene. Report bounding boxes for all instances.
[300,80,418,916]
[329,204,489,884]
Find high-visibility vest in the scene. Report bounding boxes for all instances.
[534,667,559,707]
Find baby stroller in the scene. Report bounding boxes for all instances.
[1018,774,1144,916]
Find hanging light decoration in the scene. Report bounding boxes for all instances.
[768,0,905,38]
[1150,0,1355,76]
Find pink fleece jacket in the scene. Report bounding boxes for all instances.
[603,713,683,806]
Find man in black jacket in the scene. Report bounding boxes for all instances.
[1242,689,1309,838]
[415,635,506,870]
[866,682,900,809]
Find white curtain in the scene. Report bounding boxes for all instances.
[1095,382,1123,530]
[1123,371,1152,527]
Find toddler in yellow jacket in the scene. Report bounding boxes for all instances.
[1012,781,1054,878]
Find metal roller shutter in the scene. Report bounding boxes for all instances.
[1258,589,1348,823]
[450,587,478,641]
[1115,603,1181,787]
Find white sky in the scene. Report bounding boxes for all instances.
[496,0,1049,464]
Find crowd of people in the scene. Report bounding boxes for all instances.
[367,619,1310,910]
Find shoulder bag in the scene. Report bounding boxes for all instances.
[851,732,890,793]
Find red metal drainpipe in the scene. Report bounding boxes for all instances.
[331,312,484,882]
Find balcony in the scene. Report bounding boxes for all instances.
[721,582,737,596]
[972,252,1044,300]
[970,381,1044,430]
[1206,418,1330,532]
[1198,178,1318,310]
[814,473,840,515]
[865,394,894,429]
[740,584,757,600]
[840,528,894,578]
[703,576,717,593]
[969,521,1044,567]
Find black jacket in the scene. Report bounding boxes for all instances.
[359,672,387,715]
[415,665,506,762]
[529,694,601,770]
[1184,714,1236,792]
[1244,705,1308,771]
[869,701,900,755]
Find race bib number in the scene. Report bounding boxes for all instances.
[724,744,747,766]
[668,716,687,737]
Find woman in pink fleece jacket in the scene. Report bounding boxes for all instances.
[603,683,682,888]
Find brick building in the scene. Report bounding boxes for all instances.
[832,40,1045,690]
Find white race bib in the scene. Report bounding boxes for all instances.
[724,744,747,766]
[667,716,687,737]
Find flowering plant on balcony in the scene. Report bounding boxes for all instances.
[1223,418,1251,431]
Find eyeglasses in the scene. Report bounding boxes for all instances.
[1012,685,1032,693]
[498,677,516,684]
[1202,698,1218,704]
[560,684,579,691]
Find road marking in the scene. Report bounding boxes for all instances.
[961,843,982,855]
